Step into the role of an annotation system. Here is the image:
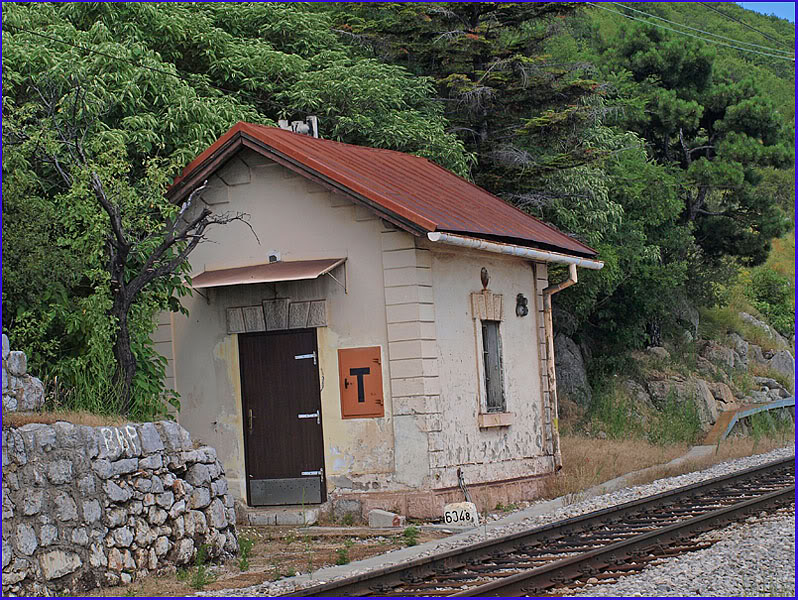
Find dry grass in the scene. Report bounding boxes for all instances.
[541,436,688,500]
[1,410,131,429]
[626,435,792,486]
[542,433,793,501]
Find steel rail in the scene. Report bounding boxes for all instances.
[452,485,794,596]
[283,456,794,597]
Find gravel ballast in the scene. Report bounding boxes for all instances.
[566,506,795,597]
[199,445,794,597]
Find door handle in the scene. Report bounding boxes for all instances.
[248,408,254,432]
[298,410,321,424]
[294,351,317,365]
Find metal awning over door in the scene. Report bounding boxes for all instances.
[190,257,346,289]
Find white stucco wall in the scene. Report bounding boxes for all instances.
[424,241,552,488]
[170,150,397,501]
[167,147,556,505]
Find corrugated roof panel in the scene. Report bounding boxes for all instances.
[191,258,345,289]
[173,123,596,257]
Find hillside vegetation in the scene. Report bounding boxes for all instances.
[2,2,794,420]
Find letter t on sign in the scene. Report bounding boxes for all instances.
[338,347,384,418]
[349,367,370,402]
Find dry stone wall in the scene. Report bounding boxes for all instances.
[2,420,237,595]
[2,334,45,412]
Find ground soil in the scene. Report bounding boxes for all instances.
[85,526,447,597]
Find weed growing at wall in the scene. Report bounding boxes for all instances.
[237,536,255,572]
[402,526,419,547]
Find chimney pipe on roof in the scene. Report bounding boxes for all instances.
[278,116,319,138]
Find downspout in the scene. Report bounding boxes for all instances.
[542,263,578,471]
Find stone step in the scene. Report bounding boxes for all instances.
[242,505,321,526]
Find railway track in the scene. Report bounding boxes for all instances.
[284,456,794,597]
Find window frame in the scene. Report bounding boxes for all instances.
[480,319,506,414]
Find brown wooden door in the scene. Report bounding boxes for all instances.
[239,329,326,505]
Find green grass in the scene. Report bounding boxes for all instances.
[584,379,645,440]
[648,390,701,446]
[402,526,419,547]
[237,535,255,572]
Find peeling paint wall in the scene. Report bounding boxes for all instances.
[424,241,553,489]
[170,150,396,503]
[168,148,556,506]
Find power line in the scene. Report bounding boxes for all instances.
[613,2,793,55]
[3,23,313,117]
[587,3,795,61]
[699,2,792,48]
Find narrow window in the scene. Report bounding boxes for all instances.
[481,320,505,412]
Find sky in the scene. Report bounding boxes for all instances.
[737,2,795,22]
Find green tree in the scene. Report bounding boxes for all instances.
[2,2,469,416]
[603,24,793,266]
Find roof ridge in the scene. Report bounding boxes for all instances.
[247,123,421,157]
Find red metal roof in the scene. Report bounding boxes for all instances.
[170,122,596,257]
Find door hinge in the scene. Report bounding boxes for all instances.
[294,351,317,365]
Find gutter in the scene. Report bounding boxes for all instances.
[426,231,602,472]
[426,232,604,270]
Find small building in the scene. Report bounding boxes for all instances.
[160,122,603,517]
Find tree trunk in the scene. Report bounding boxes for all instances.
[111,295,136,414]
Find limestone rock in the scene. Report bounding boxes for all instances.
[154,536,170,557]
[169,499,186,520]
[6,351,27,377]
[107,547,124,571]
[739,312,790,349]
[186,463,211,487]
[18,376,45,411]
[189,486,211,510]
[113,526,134,548]
[206,498,228,529]
[137,422,165,455]
[156,491,175,510]
[646,346,671,360]
[104,480,132,503]
[708,382,737,410]
[89,543,106,568]
[92,459,113,480]
[71,528,89,546]
[2,333,9,360]
[148,506,168,526]
[39,524,58,546]
[554,334,592,406]
[22,490,44,516]
[767,351,794,392]
[15,523,38,555]
[368,508,406,528]
[2,538,12,568]
[39,550,82,580]
[82,499,102,524]
[139,454,163,470]
[48,459,73,485]
[111,458,138,477]
[53,492,78,521]
[172,538,194,565]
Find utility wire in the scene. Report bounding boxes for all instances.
[699,1,792,48]
[587,3,795,61]
[3,23,313,117]
[613,2,793,55]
